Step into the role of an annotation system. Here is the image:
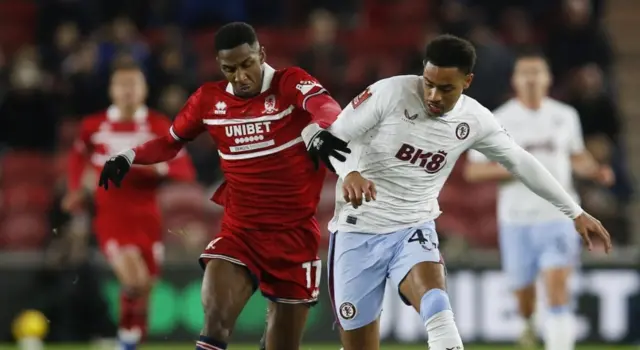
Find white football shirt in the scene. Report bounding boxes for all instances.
[467,98,585,224]
[327,75,582,234]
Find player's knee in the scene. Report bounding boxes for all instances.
[419,288,452,323]
[201,299,234,341]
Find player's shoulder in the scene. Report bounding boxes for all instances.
[197,80,229,95]
[79,111,108,130]
[362,75,421,106]
[456,94,494,121]
[372,74,421,93]
[543,98,579,117]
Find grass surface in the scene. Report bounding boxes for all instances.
[0,344,634,350]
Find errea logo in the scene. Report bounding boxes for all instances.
[214,101,227,115]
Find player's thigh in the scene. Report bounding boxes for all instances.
[534,221,580,306]
[340,319,381,350]
[329,231,389,331]
[499,223,539,291]
[535,220,581,272]
[263,300,310,350]
[257,229,322,304]
[388,222,445,309]
[99,236,151,292]
[199,232,260,335]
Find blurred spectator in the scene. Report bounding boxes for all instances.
[438,0,472,38]
[403,25,441,75]
[465,24,514,110]
[97,17,150,75]
[0,59,59,152]
[0,48,7,102]
[156,84,189,117]
[178,0,247,28]
[63,41,108,117]
[567,64,634,204]
[41,22,81,74]
[499,7,539,51]
[149,46,198,102]
[297,9,348,100]
[567,64,620,142]
[546,0,613,82]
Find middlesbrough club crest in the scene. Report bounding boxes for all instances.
[263,95,277,113]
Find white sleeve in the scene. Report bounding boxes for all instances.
[568,108,586,154]
[466,149,490,163]
[327,85,386,179]
[471,111,583,219]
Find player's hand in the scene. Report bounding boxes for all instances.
[306,129,351,173]
[342,171,376,209]
[98,155,131,190]
[595,165,615,187]
[573,212,612,253]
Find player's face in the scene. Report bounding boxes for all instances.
[109,69,147,108]
[217,43,266,98]
[511,57,551,101]
[422,62,473,116]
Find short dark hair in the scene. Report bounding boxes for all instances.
[110,58,142,75]
[423,34,477,74]
[214,22,258,52]
[514,47,548,62]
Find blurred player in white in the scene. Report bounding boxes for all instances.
[323,35,612,350]
[464,51,614,350]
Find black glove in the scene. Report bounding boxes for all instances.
[98,155,131,190]
[306,129,351,173]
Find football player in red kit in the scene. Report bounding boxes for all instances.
[98,22,350,350]
[63,62,196,350]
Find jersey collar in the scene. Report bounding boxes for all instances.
[225,63,276,95]
[106,105,148,123]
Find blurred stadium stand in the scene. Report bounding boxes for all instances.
[0,0,636,259]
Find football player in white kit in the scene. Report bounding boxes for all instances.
[464,51,614,350]
[320,35,612,350]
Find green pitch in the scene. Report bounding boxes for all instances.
[0,344,634,350]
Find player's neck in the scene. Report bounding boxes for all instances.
[117,105,140,121]
[517,97,543,111]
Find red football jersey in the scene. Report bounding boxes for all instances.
[170,65,329,231]
[69,106,196,214]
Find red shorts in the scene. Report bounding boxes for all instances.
[199,226,321,304]
[94,214,164,277]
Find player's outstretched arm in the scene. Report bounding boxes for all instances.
[463,151,513,183]
[472,116,612,252]
[99,87,206,190]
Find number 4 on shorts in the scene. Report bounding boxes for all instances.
[408,229,429,244]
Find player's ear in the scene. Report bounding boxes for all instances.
[259,46,266,65]
[463,73,474,90]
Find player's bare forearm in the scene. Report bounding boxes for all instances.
[128,135,185,165]
[463,162,513,183]
[571,151,601,180]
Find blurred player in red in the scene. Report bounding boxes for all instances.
[98,22,349,350]
[62,62,196,350]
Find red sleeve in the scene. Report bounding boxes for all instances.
[281,67,340,128]
[170,86,206,141]
[165,150,197,182]
[67,119,93,191]
[133,88,206,165]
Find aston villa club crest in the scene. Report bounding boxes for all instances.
[455,122,470,140]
